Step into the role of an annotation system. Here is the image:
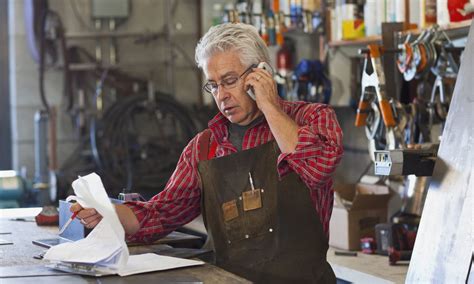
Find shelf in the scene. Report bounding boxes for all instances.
[328,19,472,48]
[328,35,381,48]
[403,19,471,35]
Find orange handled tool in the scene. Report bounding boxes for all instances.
[355,98,371,127]
[379,99,396,127]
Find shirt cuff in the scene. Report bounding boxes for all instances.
[122,201,150,241]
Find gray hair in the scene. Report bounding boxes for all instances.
[195,23,270,70]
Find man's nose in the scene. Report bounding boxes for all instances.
[214,85,229,100]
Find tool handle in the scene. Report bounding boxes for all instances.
[355,100,370,127]
[379,99,396,127]
[70,211,79,220]
[335,250,358,256]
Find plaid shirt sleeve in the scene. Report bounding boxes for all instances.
[124,134,203,243]
[276,103,344,235]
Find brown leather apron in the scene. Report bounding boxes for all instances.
[197,139,336,283]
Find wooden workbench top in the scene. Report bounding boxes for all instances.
[0,207,249,283]
[327,247,408,283]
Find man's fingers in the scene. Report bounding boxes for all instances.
[70,204,102,229]
[81,215,102,229]
[81,208,97,218]
[70,203,83,213]
[78,208,102,230]
[77,208,98,220]
[83,213,102,225]
[251,68,272,81]
[87,219,101,228]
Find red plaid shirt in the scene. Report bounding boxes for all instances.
[125,100,343,243]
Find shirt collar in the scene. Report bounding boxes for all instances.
[207,98,286,140]
[208,111,229,130]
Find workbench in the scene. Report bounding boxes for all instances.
[327,247,408,283]
[1,208,408,283]
[0,208,249,283]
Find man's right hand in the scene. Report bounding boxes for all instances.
[70,203,140,235]
[70,203,103,229]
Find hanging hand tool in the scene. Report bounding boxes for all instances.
[356,44,405,152]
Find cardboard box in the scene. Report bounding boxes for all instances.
[329,183,391,251]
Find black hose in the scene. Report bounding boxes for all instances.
[38,9,50,113]
[90,93,197,198]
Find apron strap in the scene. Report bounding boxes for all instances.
[198,129,217,161]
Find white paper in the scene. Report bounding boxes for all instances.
[43,172,204,277]
[118,253,204,277]
[44,173,128,272]
[44,222,122,264]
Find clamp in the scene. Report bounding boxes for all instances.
[356,44,405,152]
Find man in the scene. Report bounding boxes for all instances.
[72,23,343,283]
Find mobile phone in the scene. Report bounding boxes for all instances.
[247,62,273,100]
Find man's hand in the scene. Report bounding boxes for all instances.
[70,203,103,229]
[70,203,140,235]
[245,66,299,153]
[245,67,280,115]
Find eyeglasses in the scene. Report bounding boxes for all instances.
[202,64,256,95]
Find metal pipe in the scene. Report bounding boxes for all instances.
[34,110,49,184]
[23,0,40,63]
[196,0,203,106]
[164,0,175,96]
[0,0,12,170]
[48,106,57,171]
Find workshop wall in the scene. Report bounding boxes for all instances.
[8,0,200,177]
[327,46,360,106]
[9,0,70,177]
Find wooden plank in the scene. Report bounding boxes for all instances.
[406,21,474,283]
